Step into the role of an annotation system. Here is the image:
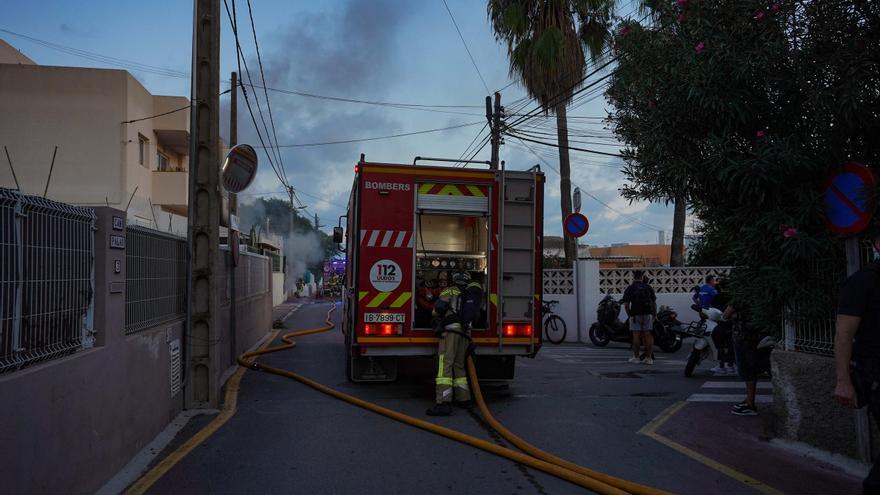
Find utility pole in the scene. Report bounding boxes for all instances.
[287,185,295,236]
[313,213,321,232]
[487,92,502,170]
[228,71,238,375]
[186,0,221,409]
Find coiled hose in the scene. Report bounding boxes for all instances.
[238,304,671,495]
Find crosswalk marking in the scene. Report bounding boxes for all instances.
[687,394,773,404]
[701,381,772,390]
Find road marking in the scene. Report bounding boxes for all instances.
[639,401,785,495]
[124,330,280,495]
[701,381,772,389]
[687,394,773,403]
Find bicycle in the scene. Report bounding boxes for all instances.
[542,300,567,344]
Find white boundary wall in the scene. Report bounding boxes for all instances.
[544,262,732,343]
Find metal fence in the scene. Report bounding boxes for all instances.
[1,188,96,373]
[235,251,270,300]
[125,226,187,334]
[782,239,875,356]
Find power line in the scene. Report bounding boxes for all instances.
[223,0,286,188]
[506,131,625,158]
[512,136,663,231]
[244,0,288,187]
[441,0,491,95]
[256,121,483,148]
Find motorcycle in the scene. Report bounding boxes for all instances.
[683,307,724,377]
[588,296,683,353]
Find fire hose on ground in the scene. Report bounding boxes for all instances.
[237,304,671,495]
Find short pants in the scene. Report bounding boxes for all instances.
[733,336,757,381]
[629,315,653,332]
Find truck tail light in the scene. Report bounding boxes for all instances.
[503,324,532,337]
[364,324,402,335]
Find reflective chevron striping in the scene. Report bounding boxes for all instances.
[366,292,392,308]
[489,293,498,307]
[418,182,489,197]
[360,229,414,248]
[359,291,369,301]
[389,292,412,308]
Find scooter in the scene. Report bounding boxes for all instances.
[683,307,723,377]
[588,296,683,353]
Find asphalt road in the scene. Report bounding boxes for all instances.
[145,301,765,494]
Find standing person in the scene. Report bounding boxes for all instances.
[834,229,880,494]
[427,272,473,416]
[712,278,737,374]
[622,270,657,365]
[728,301,760,416]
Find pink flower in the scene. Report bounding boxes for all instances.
[756,130,765,138]
[783,227,798,238]
[676,0,687,7]
[754,10,765,21]
[779,224,791,232]
[695,41,705,54]
[677,14,685,23]
[620,26,632,36]
[771,4,780,13]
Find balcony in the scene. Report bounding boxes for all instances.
[152,170,188,209]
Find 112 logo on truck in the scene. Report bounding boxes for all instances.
[369,259,402,292]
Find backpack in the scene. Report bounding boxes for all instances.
[628,282,654,315]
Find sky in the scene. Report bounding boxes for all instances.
[1,0,678,246]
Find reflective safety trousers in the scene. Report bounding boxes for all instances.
[435,327,470,404]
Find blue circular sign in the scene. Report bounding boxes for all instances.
[564,212,590,238]
[824,162,874,236]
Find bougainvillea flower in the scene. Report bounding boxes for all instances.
[695,41,705,54]
[677,14,685,23]
[676,0,687,7]
[755,10,765,21]
[756,130,765,138]
[771,4,780,13]
[783,227,798,238]
[620,26,632,36]
[779,224,791,232]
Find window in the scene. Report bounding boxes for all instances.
[157,152,169,171]
[138,135,149,167]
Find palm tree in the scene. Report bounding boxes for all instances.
[488,0,614,266]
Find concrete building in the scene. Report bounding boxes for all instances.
[0,40,190,235]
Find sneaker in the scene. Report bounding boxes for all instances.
[645,358,654,365]
[628,357,642,364]
[731,404,758,416]
[726,366,739,375]
[426,403,453,416]
[710,365,724,373]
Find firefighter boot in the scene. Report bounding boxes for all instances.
[426,403,453,416]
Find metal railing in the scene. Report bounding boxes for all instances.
[125,226,187,334]
[1,188,96,373]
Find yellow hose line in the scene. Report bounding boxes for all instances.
[465,358,672,495]
[237,304,653,494]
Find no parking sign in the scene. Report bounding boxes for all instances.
[824,162,875,236]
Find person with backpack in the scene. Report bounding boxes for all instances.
[834,228,880,494]
[622,270,657,364]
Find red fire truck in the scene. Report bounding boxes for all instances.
[337,156,545,381]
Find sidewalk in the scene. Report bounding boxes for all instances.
[644,401,863,494]
[272,299,304,323]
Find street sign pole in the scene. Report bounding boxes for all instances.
[573,188,581,213]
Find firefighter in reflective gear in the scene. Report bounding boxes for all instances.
[427,271,474,416]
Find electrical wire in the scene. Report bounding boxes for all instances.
[441,0,491,95]
[512,136,664,231]
[252,121,484,148]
